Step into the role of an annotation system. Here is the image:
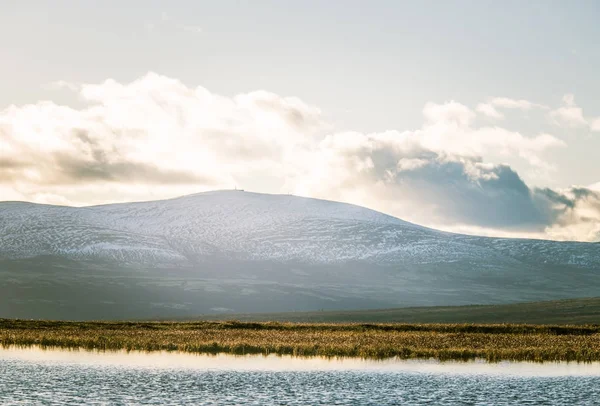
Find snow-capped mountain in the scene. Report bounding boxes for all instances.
[1,190,599,320]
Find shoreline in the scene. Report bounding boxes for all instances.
[2,319,600,363]
[3,345,600,375]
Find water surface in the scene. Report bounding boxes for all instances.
[1,347,599,405]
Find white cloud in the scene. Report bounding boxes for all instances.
[487,97,548,111]
[548,93,600,132]
[590,117,600,132]
[0,73,325,205]
[549,93,587,128]
[0,73,597,241]
[476,103,504,119]
[422,100,475,128]
[476,97,549,120]
[416,102,565,166]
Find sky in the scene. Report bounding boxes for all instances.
[1,0,600,242]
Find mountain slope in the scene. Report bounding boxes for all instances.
[196,297,600,325]
[1,190,599,320]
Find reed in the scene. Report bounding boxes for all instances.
[1,319,599,362]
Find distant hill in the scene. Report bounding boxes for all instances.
[197,297,600,325]
[1,190,599,320]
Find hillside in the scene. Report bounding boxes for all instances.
[197,297,600,325]
[1,190,599,320]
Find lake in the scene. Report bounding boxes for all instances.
[1,347,600,405]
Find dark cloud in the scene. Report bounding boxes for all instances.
[412,161,600,235]
[0,158,27,170]
[51,153,211,185]
[535,186,600,233]
[1,128,210,187]
[571,187,600,201]
[20,128,213,186]
[0,158,30,181]
[391,158,551,230]
[326,140,600,236]
[535,188,576,209]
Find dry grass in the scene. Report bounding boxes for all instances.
[2,319,600,362]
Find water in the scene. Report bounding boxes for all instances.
[1,347,600,405]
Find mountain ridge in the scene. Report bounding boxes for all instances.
[5,189,598,244]
[1,190,599,320]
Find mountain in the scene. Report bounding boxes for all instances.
[1,190,599,320]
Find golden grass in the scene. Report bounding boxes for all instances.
[2,319,600,362]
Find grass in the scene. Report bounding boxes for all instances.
[2,319,600,362]
[195,297,600,325]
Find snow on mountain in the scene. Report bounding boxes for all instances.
[0,190,422,264]
[0,190,599,320]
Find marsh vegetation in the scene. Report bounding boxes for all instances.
[2,319,600,362]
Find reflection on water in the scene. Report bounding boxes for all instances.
[1,346,600,405]
[2,345,600,376]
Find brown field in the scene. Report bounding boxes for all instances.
[2,319,600,362]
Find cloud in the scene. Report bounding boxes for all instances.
[487,97,548,111]
[296,143,545,229]
[476,97,549,120]
[0,73,598,241]
[0,73,325,205]
[590,117,600,132]
[0,157,29,182]
[549,93,588,128]
[542,187,600,242]
[291,130,592,238]
[548,93,600,132]
[477,93,600,134]
[422,101,475,127]
[413,101,565,169]
[476,103,504,119]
